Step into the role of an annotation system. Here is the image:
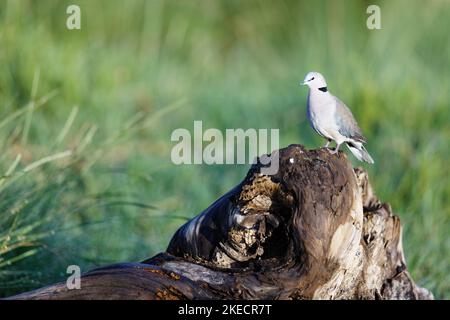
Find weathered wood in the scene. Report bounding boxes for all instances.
[6,145,433,300]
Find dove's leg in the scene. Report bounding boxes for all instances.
[330,143,341,154]
[324,139,331,148]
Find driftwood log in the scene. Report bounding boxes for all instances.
[7,145,432,300]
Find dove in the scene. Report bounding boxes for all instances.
[301,71,374,164]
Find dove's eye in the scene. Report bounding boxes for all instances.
[310,77,315,81]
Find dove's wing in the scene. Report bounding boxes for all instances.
[334,96,366,143]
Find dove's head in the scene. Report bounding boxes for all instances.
[301,72,327,91]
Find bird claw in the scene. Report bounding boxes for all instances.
[330,145,340,155]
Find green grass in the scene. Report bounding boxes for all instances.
[0,0,449,298]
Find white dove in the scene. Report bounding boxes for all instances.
[301,71,374,164]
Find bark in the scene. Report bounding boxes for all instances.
[6,145,433,300]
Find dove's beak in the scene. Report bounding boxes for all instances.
[300,81,306,86]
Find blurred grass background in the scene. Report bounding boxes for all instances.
[0,0,448,298]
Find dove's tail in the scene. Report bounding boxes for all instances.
[346,141,374,164]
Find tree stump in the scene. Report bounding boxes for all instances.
[6,145,433,300]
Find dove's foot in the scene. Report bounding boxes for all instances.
[330,143,341,155]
